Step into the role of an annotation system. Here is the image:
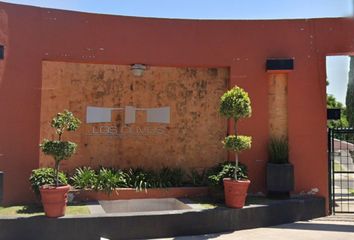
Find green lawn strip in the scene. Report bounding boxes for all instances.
[0,204,90,217]
[188,196,282,209]
[334,162,343,172]
[349,189,354,196]
[187,196,224,209]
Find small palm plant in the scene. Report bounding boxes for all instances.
[40,110,81,186]
[220,86,252,180]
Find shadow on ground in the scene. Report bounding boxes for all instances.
[270,221,354,233]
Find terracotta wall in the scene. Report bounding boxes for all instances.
[0,2,354,206]
[40,61,228,171]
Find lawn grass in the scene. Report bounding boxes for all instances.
[188,196,278,209]
[349,188,354,196]
[334,162,343,171]
[188,196,222,209]
[0,203,90,217]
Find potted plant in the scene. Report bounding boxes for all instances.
[219,86,252,208]
[38,110,80,217]
[207,161,248,202]
[267,136,294,198]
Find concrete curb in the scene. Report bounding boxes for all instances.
[0,197,325,240]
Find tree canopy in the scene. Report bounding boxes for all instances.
[327,94,349,129]
[346,57,354,128]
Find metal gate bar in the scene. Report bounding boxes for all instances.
[329,128,354,214]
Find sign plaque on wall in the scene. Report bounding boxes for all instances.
[86,106,170,138]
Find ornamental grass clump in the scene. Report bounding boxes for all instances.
[40,110,81,187]
[220,86,252,180]
[268,137,289,164]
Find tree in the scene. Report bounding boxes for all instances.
[40,110,81,186]
[346,56,354,128]
[327,94,349,129]
[219,86,252,180]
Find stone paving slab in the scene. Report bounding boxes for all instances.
[154,217,354,240]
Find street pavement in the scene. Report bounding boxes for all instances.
[154,215,354,240]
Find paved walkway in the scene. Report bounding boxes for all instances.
[154,215,354,240]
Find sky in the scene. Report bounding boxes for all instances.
[1,0,353,19]
[2,0,353,104]
[327,56,350,104]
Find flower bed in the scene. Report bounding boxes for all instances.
[31,162,248,204]
[73,187,209,201]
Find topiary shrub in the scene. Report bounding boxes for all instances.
[39,110,81,187]
[220,86,252,180]
[223,135,252,153]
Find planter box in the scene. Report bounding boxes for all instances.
[74,187,209,201]
[266,163,294,193]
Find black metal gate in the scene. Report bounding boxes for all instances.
[328,128,354,214]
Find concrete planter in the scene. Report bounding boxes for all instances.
[266,163,294,194]
[74,187,209,201]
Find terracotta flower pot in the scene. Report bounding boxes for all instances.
[40,185,70,217]
[223,178,250,208]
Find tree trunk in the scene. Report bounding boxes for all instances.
[234,119,238,180]
[235,152,239,180]
[54,160,59,187]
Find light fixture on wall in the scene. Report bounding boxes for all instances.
[131,64,146,77]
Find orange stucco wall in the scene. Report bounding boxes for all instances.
[0,2,354,207]
[40,61,228,171]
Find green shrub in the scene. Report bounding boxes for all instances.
[207,161,248,187]
[268,137,289,164]
[156,167,184,188]
[220,87,252,120]
[40,140,77,162]
[65,166,209,194]
[125,168,156,190]
[187,169,208,187]
[94,168,128,194]
[39,110,81,186]
[29,168,68,196]
[126,167,185,189]
[51,110,81,136]
[70,167,97,189]
[223,135,252,152]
